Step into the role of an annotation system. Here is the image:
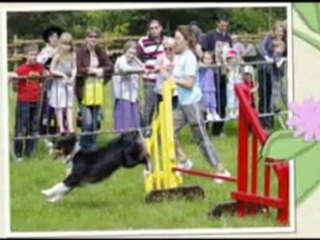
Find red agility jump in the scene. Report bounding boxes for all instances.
[232,83,290,225]
[173,83,290,225]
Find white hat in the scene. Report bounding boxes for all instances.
[243,65,255,76]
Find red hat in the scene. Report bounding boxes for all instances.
[226,49,238,58]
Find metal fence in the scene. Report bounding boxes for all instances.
[8,59,288,159]
[200,60,288,122]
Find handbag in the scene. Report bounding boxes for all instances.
[82,77,104,106]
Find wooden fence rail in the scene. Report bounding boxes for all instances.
[7,32,267,69]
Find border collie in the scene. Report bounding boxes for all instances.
[41,131,151,203]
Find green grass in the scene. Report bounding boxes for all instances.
[8,83,288,232]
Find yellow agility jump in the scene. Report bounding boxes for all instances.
[144,79,204,202]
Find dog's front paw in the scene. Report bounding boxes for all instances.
[143,169,151,177]
[41,188,54,197]
[47,194,64,203]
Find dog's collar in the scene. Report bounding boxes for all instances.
[65,142,81,163]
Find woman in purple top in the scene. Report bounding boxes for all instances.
[199,51,221,122]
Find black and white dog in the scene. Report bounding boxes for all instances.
[42,131,152,203]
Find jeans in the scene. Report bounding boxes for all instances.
[14,101,39,158]
[79,103,101,151]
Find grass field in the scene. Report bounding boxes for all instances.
[8,83,288,232]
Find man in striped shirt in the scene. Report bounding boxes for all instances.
[138,19,165,128]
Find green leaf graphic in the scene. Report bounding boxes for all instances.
[294,28,320,52]
[260,128,320,203]
[259,129,318,161]
[294,3,320,51]
[294,3,320,33]
[295,143,320,202]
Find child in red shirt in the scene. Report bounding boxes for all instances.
[10,44,44,162]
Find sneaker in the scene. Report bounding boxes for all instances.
[206,112,215,122]
[15,157,23,163]
[177,158,193,170]
[213,111,222,121]
[228,112,236,119]
[227,113,232,120]
[216,132,226,138]
[214,169,231,184]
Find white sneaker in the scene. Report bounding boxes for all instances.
[177,159,193,170]
[214,169,231,184]
[15,157,23,163]
[206,112,215,122]
[216,132,226,138]
[229,112,238,119]
[213,111,222,121]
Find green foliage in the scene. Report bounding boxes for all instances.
[7,7,286,41]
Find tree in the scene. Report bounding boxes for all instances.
[7,7,286,41]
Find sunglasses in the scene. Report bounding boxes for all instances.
[164,47,173,52]
[88,35,98,39]
[149,26,159,30]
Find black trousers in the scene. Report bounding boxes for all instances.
[258,67,274,129]
[211,75,227,135]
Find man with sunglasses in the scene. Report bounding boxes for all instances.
[137,19,166,132]
[153,37,178,112]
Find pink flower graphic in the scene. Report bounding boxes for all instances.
[287,98,320,142]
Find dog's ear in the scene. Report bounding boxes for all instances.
[52,133,78,158]
[67,133,77,143]
[119,130,139,146]
[121,132,150,168]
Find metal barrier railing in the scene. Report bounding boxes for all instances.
[8,59,288,158]
[198,60,288,124]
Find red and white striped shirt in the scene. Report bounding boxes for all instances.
[138,35,165,83]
